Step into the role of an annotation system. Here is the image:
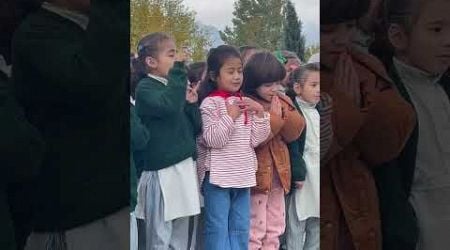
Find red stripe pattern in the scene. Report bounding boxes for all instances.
[197,96,271,188]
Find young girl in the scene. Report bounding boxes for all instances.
[320,0,416,249]
[133,32,202,249]
[274,50,302,93]
[197,45,271,250]
[187,61,207,89]
[285,63,320,250]
[241,52,304,250]
[374,0,450,249]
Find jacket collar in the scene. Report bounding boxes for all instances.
[42,2,89,30]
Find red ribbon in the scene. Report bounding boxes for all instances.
[208,90,248,124]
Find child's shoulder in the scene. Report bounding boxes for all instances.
[200,96,226,109]
[136,77,165,90]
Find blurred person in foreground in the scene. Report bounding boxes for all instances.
[320,0,416,249]
[12,0,130,249]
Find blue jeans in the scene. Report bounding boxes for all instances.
[203,174,250,250]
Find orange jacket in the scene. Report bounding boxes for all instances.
[253,94,305,194]
[321,48,416,250]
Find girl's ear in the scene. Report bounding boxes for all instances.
[145,56,158,69]
[388,24,409,53]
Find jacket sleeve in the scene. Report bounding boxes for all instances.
[250,112,271,148]
[279,102,305,144]
[130,106,150,151]
[0,89,45,184]
[135,62,188,118]
[318,92,334,160]
[288,140,307,182]
[354,86,416,166]
[259,110,285,145]
[185,102,202,136]
[322,88,364,164]
[12,0,128,105]
[201,98,236,148]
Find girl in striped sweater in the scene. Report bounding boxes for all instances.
[197,45,271,250]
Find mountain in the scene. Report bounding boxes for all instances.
[196,22,225,48]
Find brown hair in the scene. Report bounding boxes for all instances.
[133,32,173,83]
[242,51,286,99]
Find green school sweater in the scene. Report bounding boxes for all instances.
[135,62,202,173]
[11,0,129,231]
[130,104,149,210]
[1,72,44,250]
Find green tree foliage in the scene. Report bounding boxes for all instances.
[283,0,305,61]
[130,0,210,61]
[220,0,285,51]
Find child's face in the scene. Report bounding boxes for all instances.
[148,39,176,78]
[294,72,320,105]
[400,0,450,74]
[321,21,356,69]
[256,81,282,102]
[216,57,243,93]
[286,58,301,73]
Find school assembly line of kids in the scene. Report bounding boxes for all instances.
[130,1,450,249]
[129,29,323,249]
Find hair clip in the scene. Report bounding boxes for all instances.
[274,50,287,65]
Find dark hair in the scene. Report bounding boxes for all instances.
[321,0,370,24]
[286,63,320,99]
[187,61,206,86]
[242,51,286,98]
[370,0,427,68]
[239,45,258,60]
[134,32,173,83]
[198,45,242,103]
[386,0,426,31]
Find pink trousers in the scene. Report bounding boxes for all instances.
[249,173,286,250]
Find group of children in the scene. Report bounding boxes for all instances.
[320,0,449,250]
[130,32,321,250]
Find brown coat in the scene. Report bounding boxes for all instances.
[321,48,416,250]
[253,94,305,194]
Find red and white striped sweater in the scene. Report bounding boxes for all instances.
[197,96,271,188]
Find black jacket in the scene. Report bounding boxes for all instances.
[11,0,129,231]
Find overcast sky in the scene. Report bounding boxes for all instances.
[183,0,319,45]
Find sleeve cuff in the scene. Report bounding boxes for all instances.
[254,111,270,122]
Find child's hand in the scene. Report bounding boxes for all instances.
[226,101,244,121]
[243,97,265,117]
[270,95,282,117]
[186,85,198,103]
[176,46,192,62]
[295,181,304,190]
